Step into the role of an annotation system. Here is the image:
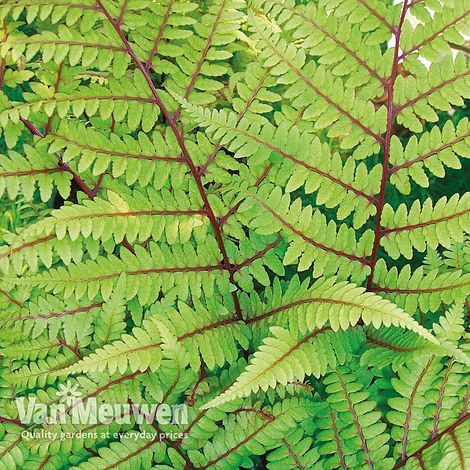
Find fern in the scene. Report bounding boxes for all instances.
[0,0,469,468]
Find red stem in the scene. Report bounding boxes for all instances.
[95,0,242,320]
[48,133,182,162]
[20,118,97,199]
[400,358,433,460]
[356,0,396,33]
[232,237,282,272]
[0,416,27,428]
[366,0,409,290]
[188,366,207,406]
[391,131,470,173]
[392,413,469,469]
[21,119,138,256]
[399,10,470,60]
[129,400,195,469]
[58,336,83,359]
[144,0,175,71]
[0,288,23,308]
[116,0,128,26]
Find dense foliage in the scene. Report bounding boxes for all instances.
[0,0,469,468]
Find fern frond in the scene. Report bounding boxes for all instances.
[0,230,90,274]
[7,350,77,388]
[373,261,470,312]
[183,103,380,227]
[0,80,160,145]
[251,0,387,88]
[71,435,165,470]
[244,275,436,342]
[163,0,245,117]
[434,302,466,345]
[25,188,206,245]
[388,356,469,464]
[0,1,469,467]
[3,240,227,304]
[0,429,26,470]
[399,1,469,63]
[314,364,394,470]
[248,14,386,155]
[389,118,470,194]
[203,327,363,408]
[230,62,279,120]
[188,398,314,469]
[266,426,319,470]
[0,1,98,25]
[395,53,470,133]
[0,144,71,201]
[417,421,470,470]
[136,1,198,72]
[5,27,130,76]
[381,193,470,259]
[238,184,372,281]
[61,317,162,376]
[362,326,435,371]
[148,299,250,371]
[1,335,61,361]
[41,120,185,185]
[443,238,470,272]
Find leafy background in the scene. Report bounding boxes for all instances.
[0,0,469,469]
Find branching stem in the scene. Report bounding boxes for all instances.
[366,0,409,290]
[95,0,243,320]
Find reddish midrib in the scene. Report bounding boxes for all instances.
[371,280,470,294]
[50,133,183,162]
[395,70,470,114]
[366,0,409,290]
[0,167,63,177]
[400,358,434,461]
[95,0,242,320]
[144,0,175,71]
[231,126,378,204]
[0,234,55,259]
[232,236,282,272]
[250,194,370,264]
[399,9,470,60]
[20,118,97,198]
[6,301,103,322]
[173,0,228,120]
[0,287,23,308]
[449,430,465,470]
[199,399,308,470]
[287,5,386,84]
[356,0,395,33]
[382,209,470,234]
[101,436,161,470]
[431,359,455,438]
[198,68,270,174]
[257,26,385,145]
[392,413,470,469]
[391,131,470,173]
[246,297,369,325]
[335,367,374,469]
[365,332,418,353]
[282,438,306,470]
[329,408,347,470]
